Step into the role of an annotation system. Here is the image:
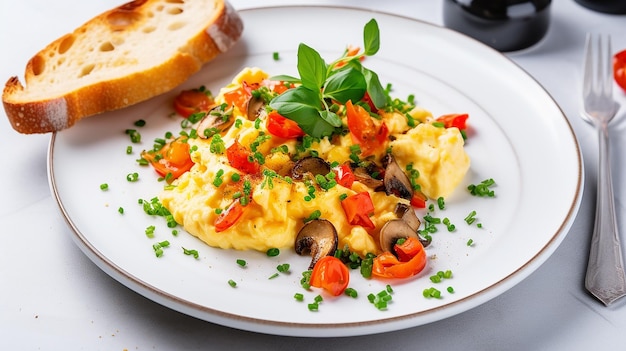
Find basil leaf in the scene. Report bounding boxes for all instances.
[269,86,335,137]
[323,67,366,104]
[319,110,342,128]
[363,19,380,56]
[297,43,327,91]
[269,74,301,84]
[362,67,386,109]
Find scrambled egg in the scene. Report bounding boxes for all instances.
[159,68,470,256]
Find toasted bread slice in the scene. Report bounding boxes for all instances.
[3,0,243,134]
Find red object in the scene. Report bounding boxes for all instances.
[223,82,258,112]
[334,163,356,188]
[372,237,427,279]
[341,192,376,229]
[345,100,388,156]
[215,199,245,232]
[410,191,427,208]
[615,49,626,92]
[142,137,194,181]
[173,89,212,118]
[310,256,350,296]
[226,140,260,174]
[436,113,469,130]
[266,111,305,138]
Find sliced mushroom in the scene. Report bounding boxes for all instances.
[394,203,421,232]
[295,219,338,269]
[197,104,234,138]
[290,157,331,181]
[382,154,413,200]
[393,202,431,248]
[379,219,420,253]
[246,95,266,120]
[353,166,384,189]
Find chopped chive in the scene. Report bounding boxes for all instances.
[126,146,133,154]
[182,247,199,259]
[344,288,358,298]
[266,248,280,257]
[100,183,109,191]
[294,293,304,301]
[228,279,237,288]
[118,207,124,214]
[467,238,474,246]
[268,273,279,279]
[126,172,139,182]
[236,259,247,267]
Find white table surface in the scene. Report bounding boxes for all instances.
[2,0,626,349]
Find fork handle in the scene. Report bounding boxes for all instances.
[585,123,626,306]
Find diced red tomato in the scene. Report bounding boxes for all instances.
[334,163,355,188]
[266,111,305,139]
[341,191,375,229]
[310,256,350,296]
[215,199,245,232]
[226,140,260,174]
[141,137,194,181]
[173,89,213,118]
[223,81,259,113]
[264,80,292,94]
[615,49,626,93]
[436,113,469,130]
[372,237,427,279]
[345,100,388,156]
[410,190,427,208]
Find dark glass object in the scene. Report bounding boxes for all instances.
[574,0,626,14]
[443,0,552,52]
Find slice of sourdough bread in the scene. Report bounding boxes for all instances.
[3,0,243,134]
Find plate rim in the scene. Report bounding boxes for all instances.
[47,5,584,337]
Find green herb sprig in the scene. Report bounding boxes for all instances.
[269,19,385,138]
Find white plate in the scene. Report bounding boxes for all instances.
[48,6,582,337]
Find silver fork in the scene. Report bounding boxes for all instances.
[582,33,626,306]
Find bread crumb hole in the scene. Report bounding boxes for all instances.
[59,34,75,54]
[100,42,115,52]
[168,21,186,30]
[106,10,143,31]
[31,55,46,76]
[79,64,96,78]
[57,57,66,65]
[167,7,183,15]
[156,5,164,11]
[143,26,156,34]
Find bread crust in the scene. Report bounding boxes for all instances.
[3,0,243,134]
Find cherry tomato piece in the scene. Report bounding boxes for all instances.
[372,237,427,279]
[615,49,626,93]
[310,256,350,296]
[215,199,245,232]
[436,113,469,130]
[341,191,376,229]
[345,100,388,156]
[410,191,427,208]
[142,137,194,181]
[173,89,212,118]
[266,111,305,139]
[334,163,356,188]
[226,140,260,174]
